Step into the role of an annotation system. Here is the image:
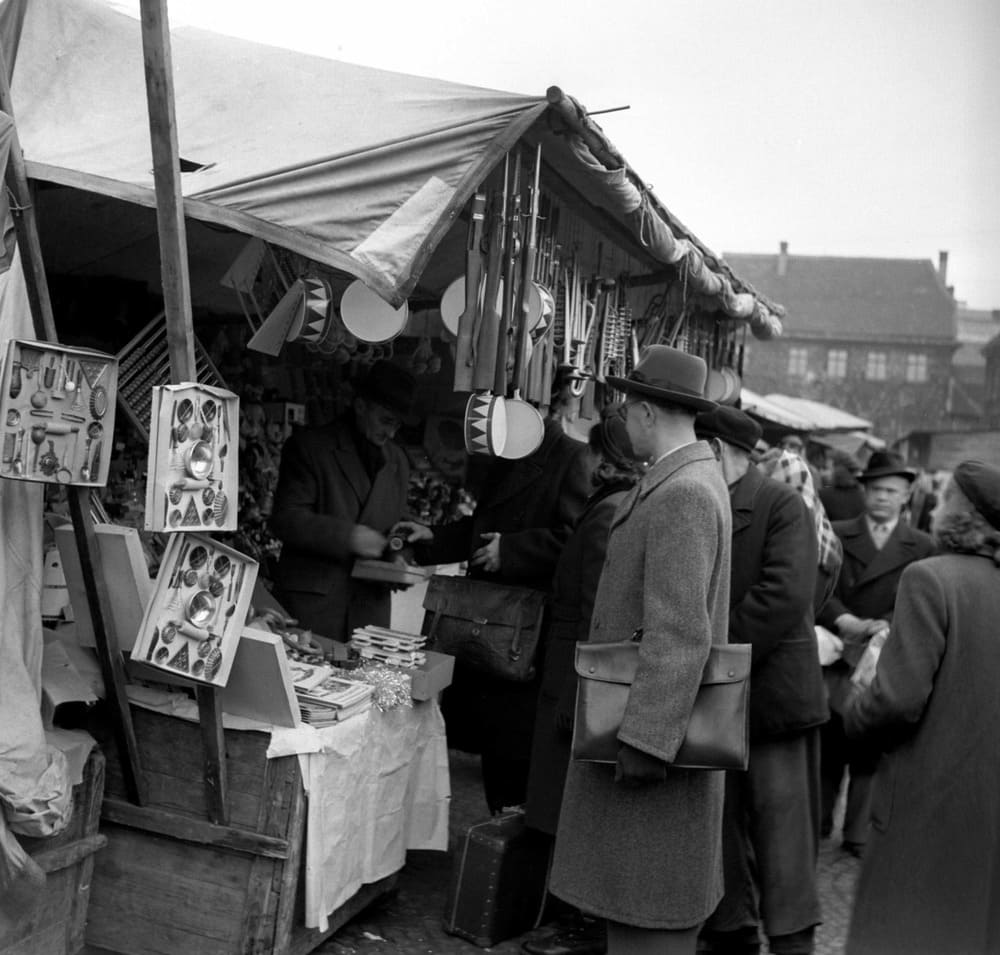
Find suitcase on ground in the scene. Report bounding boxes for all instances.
[443,810,549,947]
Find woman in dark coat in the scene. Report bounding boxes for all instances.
[844,461,1000,955]
[397,413,591,812]
[524,411,641,835]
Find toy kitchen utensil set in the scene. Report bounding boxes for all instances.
[0,340,118,486]
[145,383,239,533]
[131,533,258,687]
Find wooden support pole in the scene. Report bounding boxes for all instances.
[139,0,197,385]
[0,46,147,804]
[139,0,229,825]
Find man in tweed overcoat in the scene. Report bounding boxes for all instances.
[550,346,732,955]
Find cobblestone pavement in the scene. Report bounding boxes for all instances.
[317,752,861,955]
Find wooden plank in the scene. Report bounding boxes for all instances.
[138,0,196,379]
[69,490,147,803]
[270,764,307,955]
[31,834,107,875]
[101,799,290,860]
[0,48,58,342]
[138,0,228,823]
[88,829,248,955]
[237,756,286,954]
[196,684,230,825]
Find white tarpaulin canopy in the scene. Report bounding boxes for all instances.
[0,0,785,334]
[0,0,545,304]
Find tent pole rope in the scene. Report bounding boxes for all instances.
[0,45,148,805]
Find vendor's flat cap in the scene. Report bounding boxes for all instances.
[695,405,762,454]
[952,460,1000,531]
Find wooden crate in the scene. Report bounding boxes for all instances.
[85,708,394,955]
[1,749,107,955]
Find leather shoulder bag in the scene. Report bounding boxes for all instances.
[571,633,751,770]
[421,575,546,682]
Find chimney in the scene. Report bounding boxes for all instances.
[777,241,788,278]
[938,250,949,286]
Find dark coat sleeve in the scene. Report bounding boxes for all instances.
[553,494,621,721]
[269,430,356,561]
[499,441,591,581]
[844,561,946,750]
[731,487,817,666]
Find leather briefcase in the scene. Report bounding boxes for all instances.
[571,638,751,770]
[421,575,546,682]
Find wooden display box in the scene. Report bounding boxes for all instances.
[85,708,395,955]
[0,749,107,955]
[0,340,118,487]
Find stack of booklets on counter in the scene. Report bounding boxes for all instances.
[349,626,427,668]
[288,661,373,727]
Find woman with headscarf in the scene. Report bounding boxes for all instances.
[758,447,843,615]
[843,460,1000,955]
[521,407,641,955]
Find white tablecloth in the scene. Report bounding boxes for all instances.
[279,702,450,931]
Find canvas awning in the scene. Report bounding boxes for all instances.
[0,0,784,337]
[762,394,873,432]
[740,388,814,431]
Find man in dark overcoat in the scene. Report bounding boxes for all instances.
[696,407,827,955]
[550,346,731,955]
[815,450,935,853]
[269,361,414,644]
[399,413,591,812]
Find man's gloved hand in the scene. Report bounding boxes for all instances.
[614,742,667,787]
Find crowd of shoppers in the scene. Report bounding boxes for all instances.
[324,350,997,955]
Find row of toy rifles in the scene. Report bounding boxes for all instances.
[450,144,635,413]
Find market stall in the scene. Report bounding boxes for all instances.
[0,2,786,953]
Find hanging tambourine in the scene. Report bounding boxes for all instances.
[340,279,408,344]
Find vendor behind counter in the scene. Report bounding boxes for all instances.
[269,361,414,644]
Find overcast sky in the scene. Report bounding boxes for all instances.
[123,0,1000,309]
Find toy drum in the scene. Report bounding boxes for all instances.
[464,392,508,457]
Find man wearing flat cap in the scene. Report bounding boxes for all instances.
[815,450,935,856]
[695,406,827,955]
[270,360,414,644]
[549,345,732,955]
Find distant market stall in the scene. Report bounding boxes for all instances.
[0,1,786,953]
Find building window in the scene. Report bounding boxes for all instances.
[788,347,808,377]
[865,351,888,381]
[827,349,848,379]
[905,353,928,383]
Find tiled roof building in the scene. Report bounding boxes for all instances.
[727,243,957,441]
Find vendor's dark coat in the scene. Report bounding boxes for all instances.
[524,483,630,835]
[551,442,732,929]
[269,419,409,642]
[419,418,591,584]
[729,466,827,739]
[817,515,935,709]
[844,554,1000,955]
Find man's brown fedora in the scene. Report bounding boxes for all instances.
[607,345,716,412]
